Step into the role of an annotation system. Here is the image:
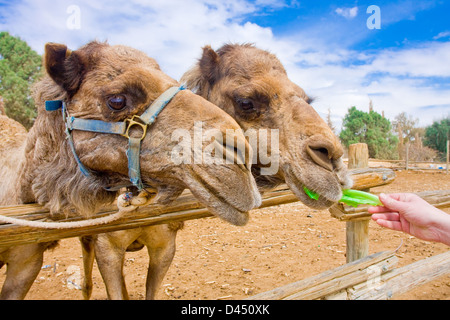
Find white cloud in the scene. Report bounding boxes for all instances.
[279,40,450,130]
[335,6,358,19]
[0,0,448,130]
[367,42,450,78]
[0,0,281,78]
[433,31,450,40]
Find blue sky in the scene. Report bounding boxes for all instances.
[273,1,447,44]
[1,0,449,130]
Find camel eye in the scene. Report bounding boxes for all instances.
[107,95,127,111]
[237,98,255,112]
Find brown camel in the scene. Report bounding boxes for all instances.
[0,41,261,299]
[0,115,27,202]
[82,43,351,300]
[183,44,352,200]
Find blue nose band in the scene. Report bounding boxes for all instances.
[45,85,185,191]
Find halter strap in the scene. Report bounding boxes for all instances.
[45,85,185,191]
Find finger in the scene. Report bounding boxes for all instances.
[381,193,403,201]
[379,193,410,212]
[374,219,403,232]
[386,193,418,202]
[371,212,400,222]
[368,205,390,213]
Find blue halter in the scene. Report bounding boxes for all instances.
[45,85,185,191]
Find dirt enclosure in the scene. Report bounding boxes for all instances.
[2,170,449,300]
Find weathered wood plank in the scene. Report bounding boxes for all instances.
[0,168,394,247]
[352,250,450,300]
[0,188,298,247]
[248,250,450,300]
[246,251,397,300]
[348,167,396,190]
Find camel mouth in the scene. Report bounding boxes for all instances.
[192,184,251,226]
[298,184,337,208]
[175,165,261,226]
[283,165,342,210]
[140,170,254,227]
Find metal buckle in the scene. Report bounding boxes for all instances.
[122,115,148,141]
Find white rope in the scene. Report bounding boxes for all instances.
[0,191,154,229]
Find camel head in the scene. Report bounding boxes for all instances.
[28,42,261,225]
[181,44,352,210]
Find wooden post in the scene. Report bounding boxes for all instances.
[348,143,369,169]
[346,143,370,263]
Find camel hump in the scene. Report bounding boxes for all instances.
[0,114,27,152]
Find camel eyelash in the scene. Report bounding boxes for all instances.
[101,83,148,108]
[233,91,270,107]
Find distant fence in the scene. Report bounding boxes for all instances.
[347,139,450,174]
[364,159,449,172]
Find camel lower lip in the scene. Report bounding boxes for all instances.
[301,182,336,203]
[180,168,253,226]
[284,169,336,208]
[203,192,250,226]
[206,187,250,213]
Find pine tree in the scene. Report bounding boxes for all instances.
[0,32,43,128]
[339,106,398,159]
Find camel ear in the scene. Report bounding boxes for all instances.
[199,45,220,85]
[44,42,85,97]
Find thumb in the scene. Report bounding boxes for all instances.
[379,193,408,212]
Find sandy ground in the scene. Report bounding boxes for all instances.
[2,170,449,300]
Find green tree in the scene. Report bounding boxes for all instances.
[0,31,43,128]
[424,117,450,161]
[340,106,398,159]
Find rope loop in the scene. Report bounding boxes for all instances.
[0,191,154,229]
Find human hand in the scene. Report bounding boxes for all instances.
[369,193,450,246]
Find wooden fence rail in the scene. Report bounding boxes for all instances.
[247,250,450,300]
[0,168,395,248]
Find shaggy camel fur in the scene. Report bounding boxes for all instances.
[82,43,352,300]
[0,41,261,299]
[0,115,27,202]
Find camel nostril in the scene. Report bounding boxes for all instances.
[306,145,333,172]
